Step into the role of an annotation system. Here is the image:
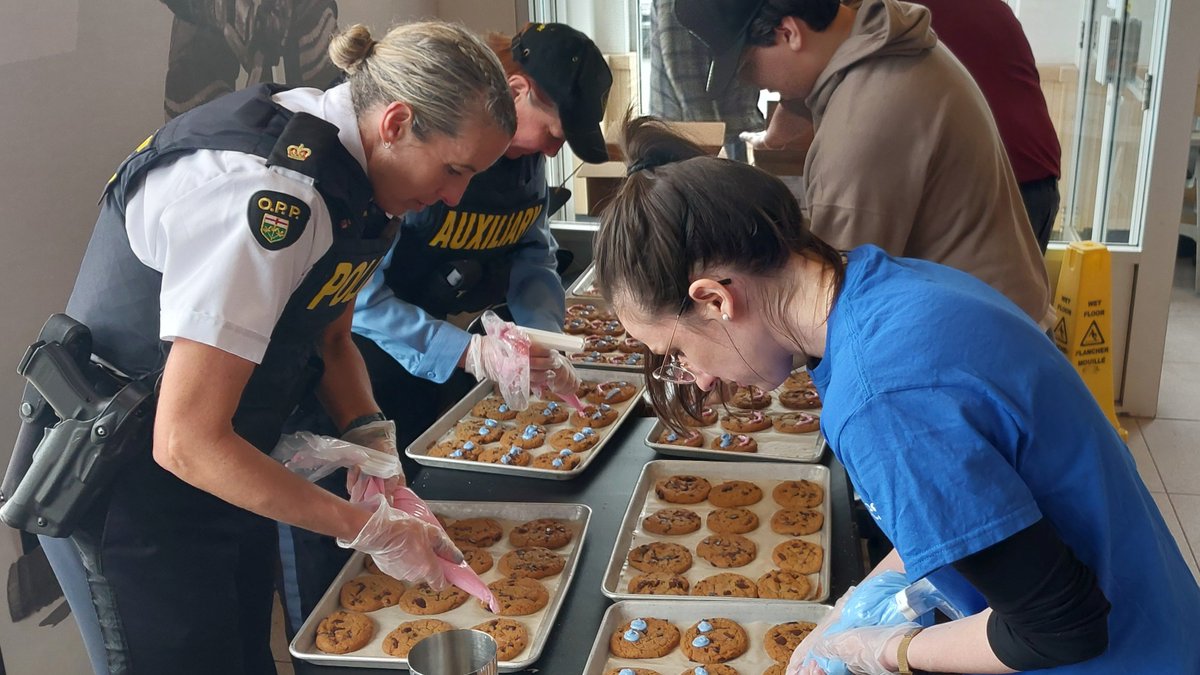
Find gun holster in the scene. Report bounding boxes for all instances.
[0,314,158,538]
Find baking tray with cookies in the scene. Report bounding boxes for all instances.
[644,370,826,464]
[289,500,590,671]
[562,296,648,373]
[582,599,832,675]
[404,371,645,480]
[602,460,831,605]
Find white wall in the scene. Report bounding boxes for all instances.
[438,0,526,34]
[0,3,434,671]
[1012,0,1087,65]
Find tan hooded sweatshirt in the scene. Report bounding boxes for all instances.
[802,0,1053,326]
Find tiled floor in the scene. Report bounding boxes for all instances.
[1136,254,1200,581]
[267,255,1200,671]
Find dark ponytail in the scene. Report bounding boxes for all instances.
[593,114,844,429]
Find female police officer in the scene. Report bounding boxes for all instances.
[350,22,612,437]
[592,117,1200,674]
[30,21,516,675]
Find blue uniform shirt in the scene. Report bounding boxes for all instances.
[812,245,1200,673]
[351,155,565,383]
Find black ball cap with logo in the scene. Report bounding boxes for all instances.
[674,0,769,96]
[512,23,614,164]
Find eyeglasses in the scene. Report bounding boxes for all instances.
[652,279,732,384]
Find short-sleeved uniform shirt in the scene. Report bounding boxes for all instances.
[122,84,363,364]
[812,245,1200,673]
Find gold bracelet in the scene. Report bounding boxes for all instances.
[897,626,924,675]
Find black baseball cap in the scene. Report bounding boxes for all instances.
[512,23,613,164]
[675,0,769,95]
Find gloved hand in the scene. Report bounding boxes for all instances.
[534,349,583,407]
[787,585,854,675]
[342,419,404,503]
[798,623,921,675]
[462,311,532,410]
[338,495,464,588]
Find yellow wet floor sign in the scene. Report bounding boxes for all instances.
[1053,241,1127,441]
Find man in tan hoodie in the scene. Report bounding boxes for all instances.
[676,0,1054,328]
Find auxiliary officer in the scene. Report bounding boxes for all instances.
[278,21,614,632]
[24,22,515,675]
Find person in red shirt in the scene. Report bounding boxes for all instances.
[917,0,1063,252]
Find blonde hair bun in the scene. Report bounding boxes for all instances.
[329,24,375,74]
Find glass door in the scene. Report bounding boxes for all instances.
[1066,0,1161,246]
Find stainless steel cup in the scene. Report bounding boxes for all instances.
[407,629,498,675]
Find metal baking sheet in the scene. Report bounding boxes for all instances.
[645,376,826,463]
[405,372,645,480]
[603,460,831,604]
[567,263,601,298]
[563,295,643,374]
[290,501,591,671]
[583,599,832,675]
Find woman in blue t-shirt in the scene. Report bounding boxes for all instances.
[592,116,1200,674]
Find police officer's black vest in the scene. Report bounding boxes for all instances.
[66,84,395,452]
[384,153,547,317]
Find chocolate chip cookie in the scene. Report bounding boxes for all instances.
[315,610,374,654]
[679,666,738,675]
[642,508,702,535]
[532,450,584,471]
[587,380,637,404]
[771,480,824,508]
[657,428,705,447]
[707,480,764,507]
[719,410,772,433]
[485,576,549,616]
[705,508,760,534]
[654,475,712,504]
[606,669,661,675]
[498,546,565,579]
[628,572,690,595]
[382,619,453,657]
[763,663,786,675]
[710,433,758,453]
[453,417,506,443]
[779,387,821,410]
[783,369,813,390]
[548,427,601,452]
[471,396,517,421]
[477,444,533,466]
[690,573,759,598]
[500,423,547,449]
[509,518,573,549]
[427,438,482,460]
[697,534,757,568]
[609,617,680,659]
[471,618,530,660]
[445,518,503,548]
[628,542,693,574]
[771,539,824,574]
[584,335,620,353]
[517,400,570,425]
[763,621,817,662]
[682,618,749,663]
[339,574,407,612]
[461,546,494,575]
[681,406,719,427]
[730,385,772,410]
[756,569,814,600]
[770,508,824,536]
[569,403,619,428]
[771,411,821,434]
[398,583,469,615]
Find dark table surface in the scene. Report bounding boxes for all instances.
[294,416,863,674]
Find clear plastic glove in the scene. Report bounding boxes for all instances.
[337,495,464,588]
[740,129,782,151]
[343,420,404,504]
[535,349,585,411]
[463,311,532,410]
[800,623,920,675]
[788,587,853,675]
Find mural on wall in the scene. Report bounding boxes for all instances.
[160,0,342,119]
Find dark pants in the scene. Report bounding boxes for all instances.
[1019,176,1061,254]
[277,333,474,635]
[44,449,278,675]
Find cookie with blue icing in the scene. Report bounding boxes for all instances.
[681,618,748,663]
[609,617,679,658]
[471,395,517,420]
[548,426,601,452]
[500,423,547,449]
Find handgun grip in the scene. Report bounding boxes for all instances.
[17,342,102,422]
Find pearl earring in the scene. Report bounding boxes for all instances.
[721,313,731,322]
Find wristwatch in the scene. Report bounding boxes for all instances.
[341,411,386,436]
[897,626,924,675]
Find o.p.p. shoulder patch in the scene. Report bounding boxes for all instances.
[248,190,310,250]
